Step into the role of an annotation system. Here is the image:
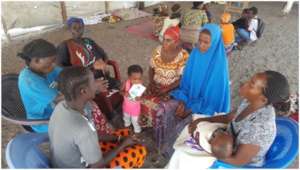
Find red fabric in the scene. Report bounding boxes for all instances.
[290,113,299,122]
[90,101,114,135]
[66,39,95,66]
[164,26,180,43]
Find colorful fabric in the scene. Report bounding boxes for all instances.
[66,38,96,67]
[122,80,141,117]
[171,24,231,115]
[150,46,189,86]
[91,101,114,135]
[181,9,208,28]
[163,26,180,43]
[153,99,193,157]
[100,128,147,168]
[18,66,62,133]
[220,23,235,46]
[141,46,189,127]
[153,16,167,36]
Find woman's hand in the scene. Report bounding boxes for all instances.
[95,78,109,93]
[138,114,149,128]
[175,101,185,117]
[188,118,202,136]
[120,136,136,148]
[93,59,107,70]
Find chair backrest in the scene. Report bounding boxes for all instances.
[5,132,50,168]
[263,116,299,168]
[2,74,34,132]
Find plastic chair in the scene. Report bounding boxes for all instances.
[93,60,123,120]
[210,116,299,168]
[5,132,50,168]
[2,74,49,132]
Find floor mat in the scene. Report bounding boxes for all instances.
[126,19,158,41]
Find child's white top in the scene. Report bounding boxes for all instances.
[249,16,258,41]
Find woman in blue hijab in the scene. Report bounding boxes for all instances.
[171,23,230,117]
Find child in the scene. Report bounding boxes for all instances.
[235,7,258,47]
[232,8,250,30]
[192,122,233,159]
[183,121,233,159]
[121,65,144,133]
[220,12,235,54]
[170,121,233,169]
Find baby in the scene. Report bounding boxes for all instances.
[192,122,233,159]
[121,64,144,134]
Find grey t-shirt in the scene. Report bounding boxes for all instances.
[48,101,102,168]
[227,100,276,167]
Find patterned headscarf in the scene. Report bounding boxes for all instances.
[67,17,84,28]
[163,26,180,43]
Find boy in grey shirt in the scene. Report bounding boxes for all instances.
[49,66,137,168]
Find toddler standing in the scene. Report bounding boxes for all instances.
[121,65,144,133]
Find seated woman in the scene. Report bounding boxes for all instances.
[171,23,231,118]
[49,66,147,168]
[140,26,189,127]
[57,17,122,120]
[180,2,209,46]
[138,26,189,156]
[18,39,64,132]
[170,70,290,167]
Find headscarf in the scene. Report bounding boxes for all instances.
[163,26,180,43]
[67,17,84,28]
[171,23,230,116]
[221,12,231,23]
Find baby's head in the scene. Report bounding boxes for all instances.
[220,12,231,24]
[128,64,143,84]
[209,128,233,159]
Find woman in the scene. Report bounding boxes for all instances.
[140,26,189,128]
[180,2,209,45]
[171,23,231,118]
[168,70,290,168]
[138,26,189,156]
[18,39,64,132]
[49,66,147,168]
[57,17,122,120]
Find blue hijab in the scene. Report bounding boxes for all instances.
[171,23,230,115]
